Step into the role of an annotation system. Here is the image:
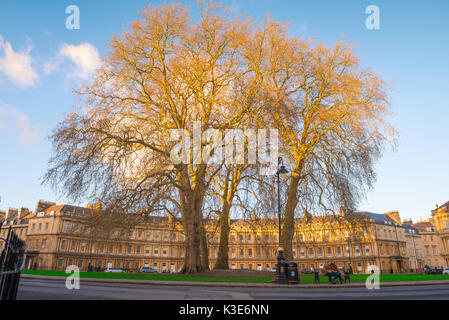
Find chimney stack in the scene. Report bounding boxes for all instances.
[34,200,56,214]
[402,218,413,225]
[18,207,30,219]
[5,208,18,220]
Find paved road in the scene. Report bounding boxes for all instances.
[17,278,449,300]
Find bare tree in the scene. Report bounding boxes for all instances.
[244,20,396,260]
[44,1,395,273]
[44,2,258,274]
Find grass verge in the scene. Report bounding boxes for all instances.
[21,270,271,283]
[21,270,449,284]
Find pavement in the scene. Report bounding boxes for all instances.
[17,277,449,300]
[19,273,449,289]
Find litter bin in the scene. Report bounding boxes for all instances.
[275,261,289,284]
[287,262,299,284]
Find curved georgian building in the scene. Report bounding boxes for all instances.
[2,200,448,273]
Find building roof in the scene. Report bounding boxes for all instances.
[0,199,409,233]
[355,211,398,225]
[230,218,278,227]
[227,210,398,228]
[144,215,168,224]
[402,223,419,234]
[43,204,91,216]
[413,221,435,233]
[22,212,36,220]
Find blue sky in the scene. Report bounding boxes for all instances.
[0,0,448,221]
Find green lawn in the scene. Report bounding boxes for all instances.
[21,270,272,283]
[21,269,449,284]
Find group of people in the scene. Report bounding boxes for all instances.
[312,262,353,284]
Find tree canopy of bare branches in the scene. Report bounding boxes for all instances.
[44,1,396,272]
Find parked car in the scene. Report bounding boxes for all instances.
[301,269,313,274]
[443,268,449,275]
[139,267,158,273]
[423,268,442,274]
[104,268,124,273]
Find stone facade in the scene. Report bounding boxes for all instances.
[428,202,449,267]
[402,222,424,271]
[7,200,449,274]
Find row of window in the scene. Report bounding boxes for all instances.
[61,223,185,242]
[28,239,47,250]
[297,245,371,258]
[220,245,373,259]
[30,222,50,232]
[28,237,378,259]
[378,228,403,239]
[58,258,177,272]
[425,245,439,256]
[426,259,443,268]
[230,263,272,271]
[378,243,404,256]
[0,228,25,237]
[229,231,367,243]
[25,239,407,260]
[58,239,185,257]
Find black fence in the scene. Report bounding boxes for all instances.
[0,225,25,300]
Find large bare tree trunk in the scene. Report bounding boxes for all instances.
[182,204,203,274]
[200,223,210,271]
[180,171,205,274]
[282,171,301,261]
[214,202,231,269]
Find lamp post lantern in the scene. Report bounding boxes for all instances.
[275,157,289,284]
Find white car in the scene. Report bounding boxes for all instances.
[443,268,449,275]
[139,267,158,273]
[104,268,124,273]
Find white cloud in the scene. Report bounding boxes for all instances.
[45,43,101,80]
[43,55,63,75]
[0,104,42,145]
[0,35,39,87]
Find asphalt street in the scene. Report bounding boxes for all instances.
[17,278,449,300]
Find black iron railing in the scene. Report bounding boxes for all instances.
[0,225,25,300]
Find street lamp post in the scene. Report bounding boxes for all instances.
[275,157,289,284]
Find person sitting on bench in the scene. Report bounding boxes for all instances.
[324,262,342,284]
